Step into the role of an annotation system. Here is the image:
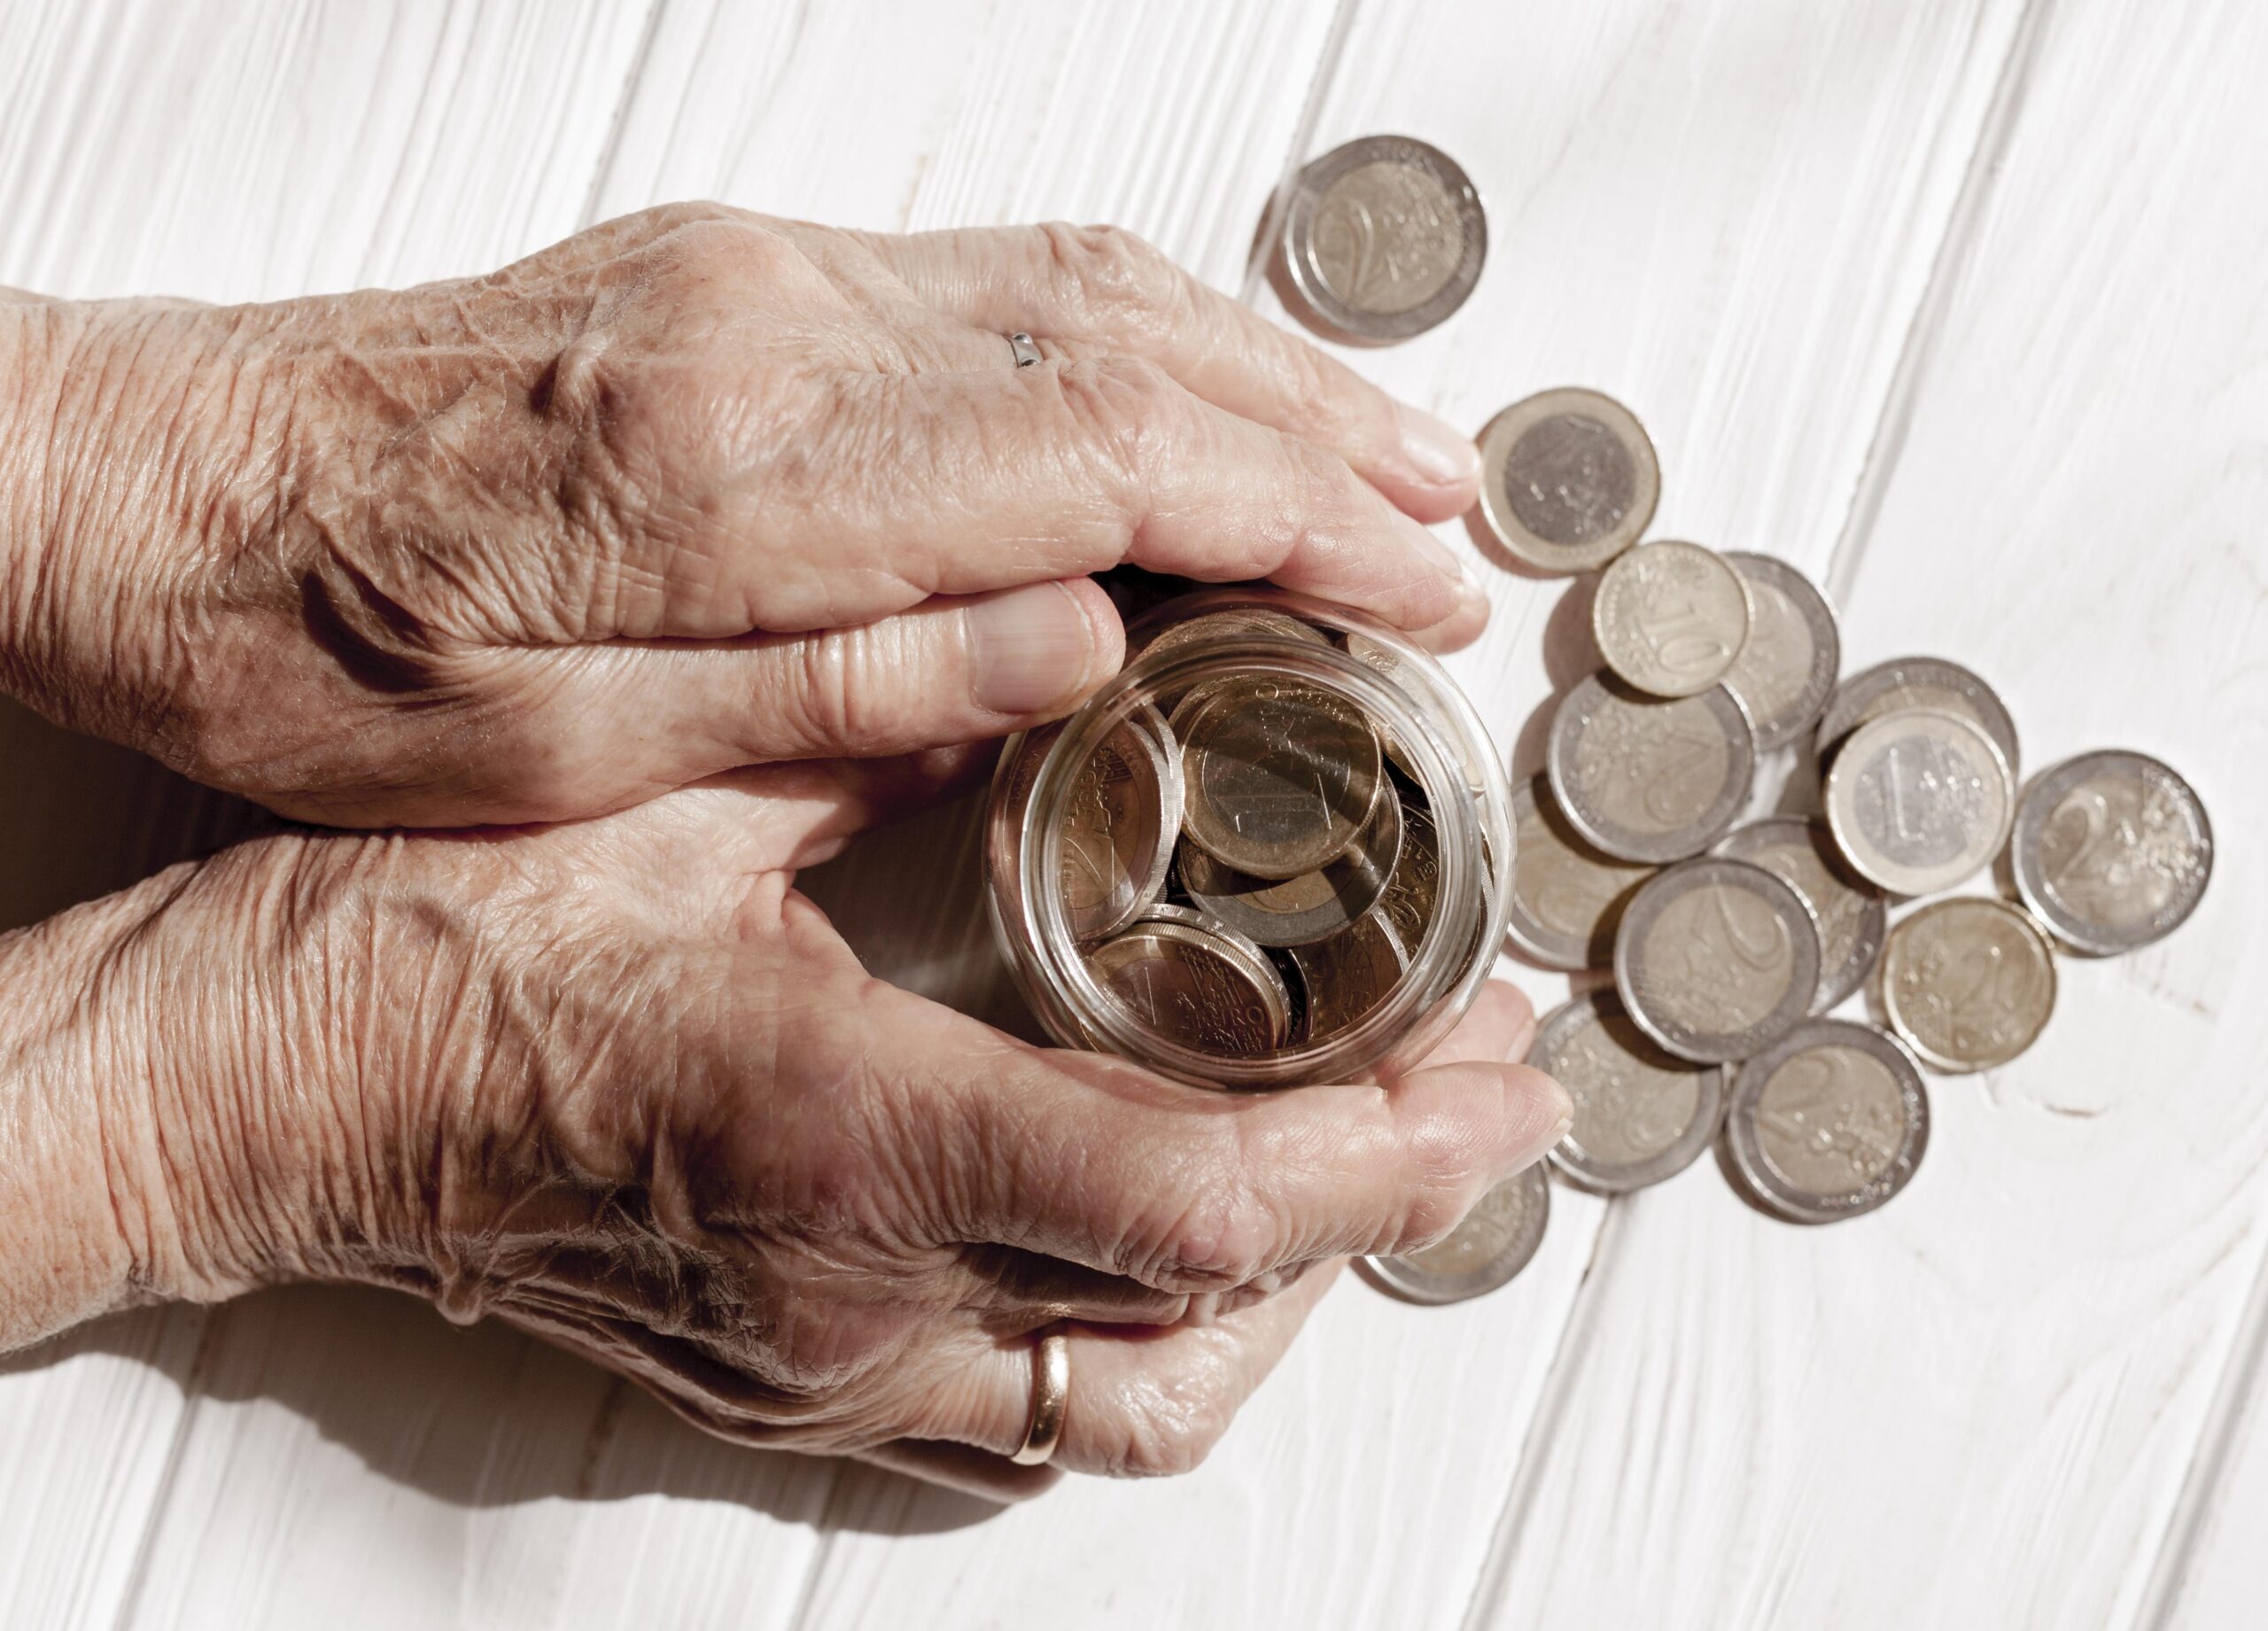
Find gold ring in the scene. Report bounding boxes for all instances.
[1011,1328,1070,1466]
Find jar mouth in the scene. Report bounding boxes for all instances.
[1013,610,1508,1088]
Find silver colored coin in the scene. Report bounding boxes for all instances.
[2011,749,2213,956]
[1816,656,2020,779]
[1177,781,1402,947]
[1824,708,2015,897]
[1054,703,1181,940]
[1505,774,1654,969]
[1712,817,1887,1012]
[1718,552,1840,750]
[1175,678,1383,880]
[1368,1163,1550,1304]
[1138,903,1207,928]
[1725,1020,1929,1224]
[1085,918,1293,1059]
[1477,388,1660,575]
[1534,992,1726,1195]
[1590,540,1752,698]
[1288,909,1411,1041]
[1614,858,1823,1064]
[1546,675,1756,864]
[1282,135,1485,343]
[1879,897,2057,1074]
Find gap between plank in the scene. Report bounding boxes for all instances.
[107,1309,223,1631]
[575,0,671,230]
[2134,1237,2268,1629]
[1821,0,2056,610]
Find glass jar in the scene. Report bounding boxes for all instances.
[983,586,1513,1089]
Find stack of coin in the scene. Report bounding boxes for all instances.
[1374,382,2213,1300]
[987,594,1511,1089]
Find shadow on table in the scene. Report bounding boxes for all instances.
[1,1284,1004,1538]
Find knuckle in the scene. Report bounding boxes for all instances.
[1052,353,1188,484]
[1139,1184,1277,1291]
[752,623,909,755]
[1039,221,1179,310]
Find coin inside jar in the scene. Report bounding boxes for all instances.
[1084,917,1293,1057]
[1053,703,1180,940]
[1546,674,1755,863]
[1131,606,1332,669]
[1824,707,2015,897]
[1712,817,1887,1013]
[1477,387,1660,575]
[1367,1163,1550,1304]
[1613,858,1822,1064]
[1725,1020,1929,1224]
[1533,992,1726,1195]
[1590,540,1752,698]
[1174,678,1383,880]
[1718,552,1840,750]
[1506,775,1654,970]
[1376,792,1442,958]
[1879,897,2057,1074]
[1280,134,1486,343]
[1287,909,1410,1041]
[1175,779,1402,947]
[1815,656,2021,778]
[2011,749,2213,955]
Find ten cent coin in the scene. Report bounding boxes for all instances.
[1367,1164,1550,1304]
[1614,858,1823,1064]
[1880,897,2057,1074]
[2011,749,2214,956]
[1546,675,1756,863]
[1824,708,2015,896]
[1712,817,1887,1012]
[1718,552,1840,750]
[1085,918,1293,1058]
[1591,540,1752,697]
[1288,910,1411,1041]
[1281,135,1486,344]
[1725,1021,1929,1224]
[1477,388,1660,575]
[1534,992,1726,1195]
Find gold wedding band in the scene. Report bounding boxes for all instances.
[1011,1327,1070,1466]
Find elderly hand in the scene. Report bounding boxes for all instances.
[0,206,1485,827]
[0,757,1566,1499]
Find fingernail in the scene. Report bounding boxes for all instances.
[967,582,1096,714]
[1394,401,1482,488]
[1408,523,1470,586]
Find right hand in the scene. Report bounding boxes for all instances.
[9,756,1566,1501]
[0,207,1487,828]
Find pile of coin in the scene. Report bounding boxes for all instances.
[1372,383,2214,1302]
[990,602,1497,1077]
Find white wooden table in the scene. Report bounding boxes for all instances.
[2,3,2262,1627]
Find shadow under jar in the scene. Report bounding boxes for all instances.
[984,588,1514,1089]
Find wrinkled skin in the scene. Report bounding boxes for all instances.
[0,207,1562,1502]
[15,757,1560,1499]
[5,206,1488,826]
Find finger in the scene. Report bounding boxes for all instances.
[751,361,1484,638]
[491,575,1122,791]
[1404,977,1538,1071]
[959,1246,1308,1329]
[852,1437,1064,1504]
[858,223,1483,522]
[882,990,1570,1293]
[926,1257,1343,1478]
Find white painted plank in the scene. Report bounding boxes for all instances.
[0,4,654,1628]
[1472,2,2268,1627]
[793,4,2032,1628]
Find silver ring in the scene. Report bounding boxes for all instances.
[1006,330,1043,369]
[1011,1328,1070,1465]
